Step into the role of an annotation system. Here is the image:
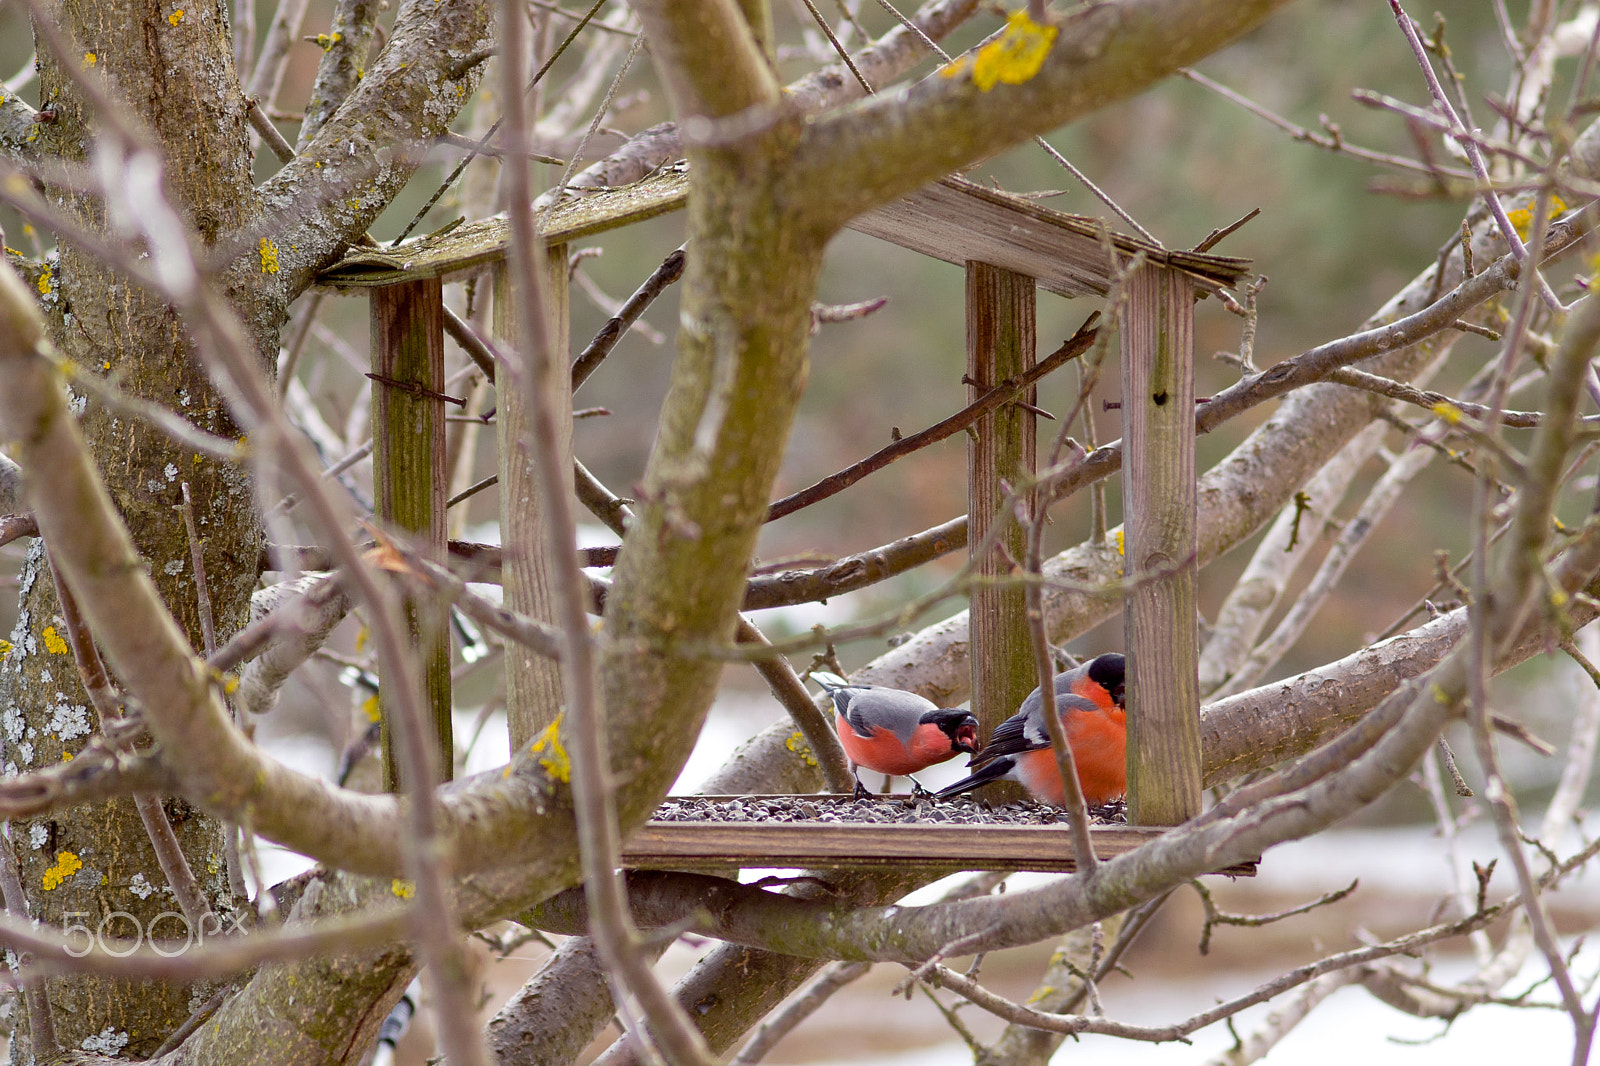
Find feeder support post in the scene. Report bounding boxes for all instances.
[1119,264,1202,825]
[496,246,573,748]
[371,278,453,786]
[966,261,1037,745]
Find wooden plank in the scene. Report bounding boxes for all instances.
[317,169,1249,298]
[496,249,572,746]
[319,166,691,288]
[848,178,1250,298]
[371,279,452,786]
[624,821,1255,876]
[1120,266,1203,825]
[966,262,1037,759]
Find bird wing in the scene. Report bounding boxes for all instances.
[997,678,1110,750]
[835,686,937,745]
[935,753,1019,798]
[973,710,1040,761]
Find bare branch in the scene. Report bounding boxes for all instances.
[1181,67,1474,178]
[299,0,381,149]
[730,961,871,1065]
[243,0,312,105]
[767,319,1098,522]
[800,0,1296,229]
[249,0,494,295]
[571,245,687,393]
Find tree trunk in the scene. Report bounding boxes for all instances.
[1,1,274,1056]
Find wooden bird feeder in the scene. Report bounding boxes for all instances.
[318,167,1249,867]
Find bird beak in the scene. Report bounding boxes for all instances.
[954,723,980,754]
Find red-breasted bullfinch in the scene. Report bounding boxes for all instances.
[811,671,981,798]
[936,653,1127,807]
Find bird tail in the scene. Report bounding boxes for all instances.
[934,756,1014,799]
[809,670,850,691]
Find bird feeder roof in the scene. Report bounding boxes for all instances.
[317,168,1250,294]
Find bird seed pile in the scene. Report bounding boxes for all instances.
[652,795,1127,826]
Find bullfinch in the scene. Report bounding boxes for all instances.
[936,653,1127,807]
[810,671,981,798]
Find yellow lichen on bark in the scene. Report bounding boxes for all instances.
[529,715,571,782]
[784,731,818,767]
[42,851,82,890]
[1506,195,1567,239]
[42,625,69,654]
[971,11,1058,91]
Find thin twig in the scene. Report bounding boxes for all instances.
[1435,737,1474,796]
[1388,0,1565,313]
[245,96,296,165]
[731,960,871,1064]
[571,246,687,392]
[1323,366,1577,429]
[276,291,324,398]
[795,0,872,95]
[1208,430,1441,698]
[1033,136,1160,244]
[540,30,645,220]
[179,482,218,656]
[447,474,499,510]
[767,317,1098,522]
[922,890,1514,1044]
[434,130,566,164]
[444,306,503,378]
[1181,68,1474,179]
[148,988,229,1059]
[1192,878,1358,956]
[870,0,1159,239]
[243,0,311,104]
[1194,209,1262,254]
[1024,372,1112,872]
[1462,273,1599,1040]
[389,537,565,659]
[1420,747,1491,962]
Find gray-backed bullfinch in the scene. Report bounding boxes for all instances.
[810,671,980,798]
[936,653,1126,807]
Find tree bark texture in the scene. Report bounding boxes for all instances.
[2,1,264,1056]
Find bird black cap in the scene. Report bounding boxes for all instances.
[1087,653,1126,707]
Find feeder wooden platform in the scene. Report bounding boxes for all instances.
[624,796,1257,877]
